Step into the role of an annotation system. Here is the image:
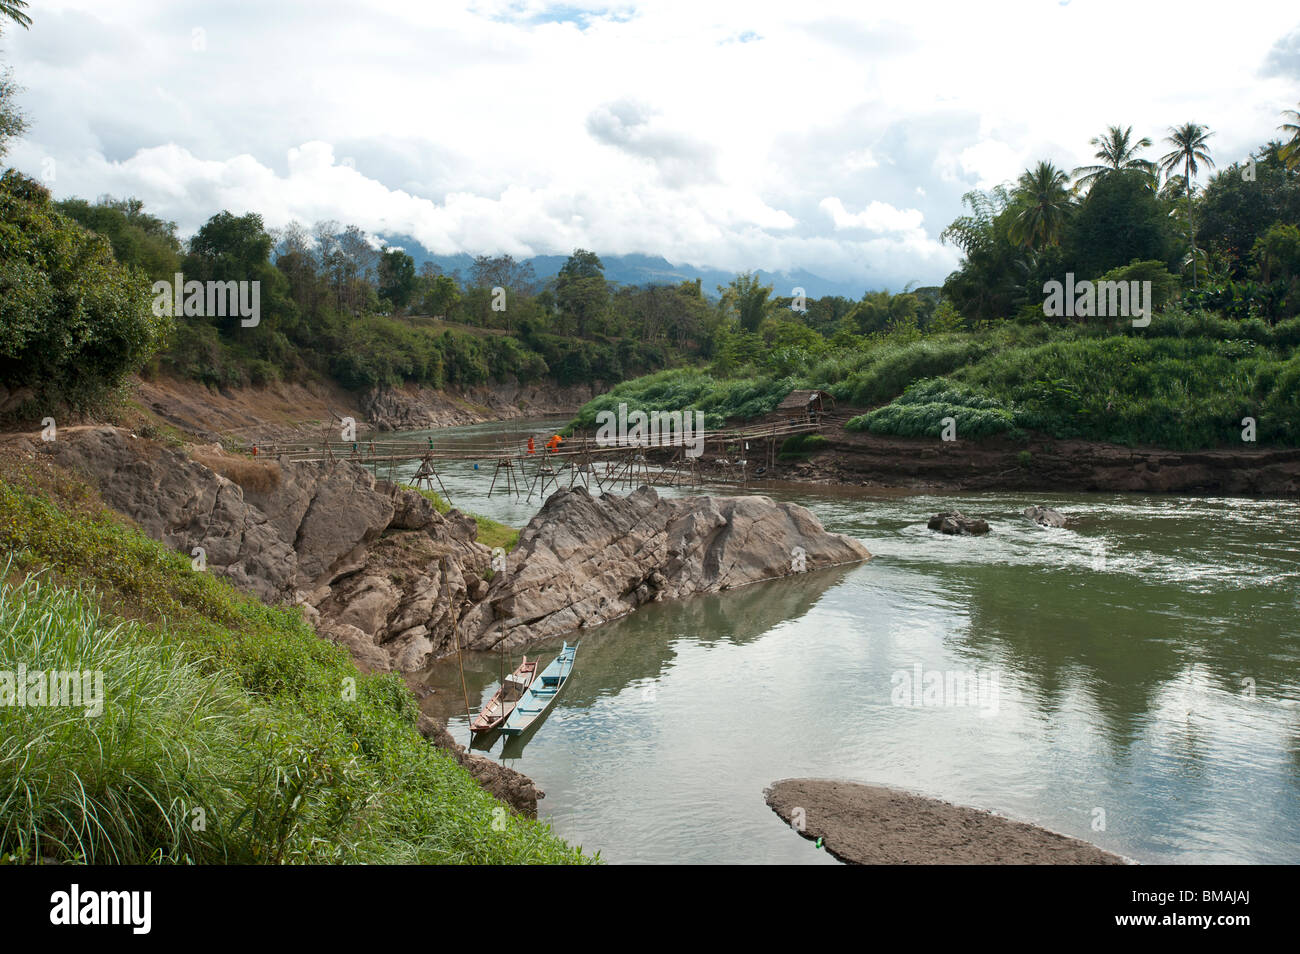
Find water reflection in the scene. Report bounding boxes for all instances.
[408,421,1300,864]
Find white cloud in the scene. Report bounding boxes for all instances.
[819,197,925,233]
[5,0,1299,290]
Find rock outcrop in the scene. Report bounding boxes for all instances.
[362,381,602,431]
[927,511,991,535]
[458,486,871,652]
[48,429,870,675]
[1023,505,1068,528]
[47,427,490,673]
[417,715,543,817]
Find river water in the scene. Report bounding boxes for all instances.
[392,419,1300,864]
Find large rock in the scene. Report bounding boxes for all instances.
[47,427,298,602]
[46,427,490,673]
[927,511,990,536]
[458,485,871,652]
[1023,505,1068,528]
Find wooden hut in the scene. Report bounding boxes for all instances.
[777,389,834,424]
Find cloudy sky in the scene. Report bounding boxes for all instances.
[4,0,1299,289]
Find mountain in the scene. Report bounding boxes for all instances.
[374,237,872,300]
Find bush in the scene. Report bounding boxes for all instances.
[0,171,170,421]
[846,378,1015,439]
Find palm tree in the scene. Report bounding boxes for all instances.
[1008,161,1073,251]
[1159,123,1215,289]
[0,1,31,29]
[1279,104,1300,171]
[1072,125,1156,190]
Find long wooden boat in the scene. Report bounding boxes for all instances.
[470,656,538,735]
[500,642,578,737]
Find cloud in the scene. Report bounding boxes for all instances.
[585,98,719,186]
[4,0,1299,291]
[1262,26,1300,79]
[819,197,924,233]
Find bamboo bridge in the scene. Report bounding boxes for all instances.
[235,417,825,503]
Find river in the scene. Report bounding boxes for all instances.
[387,418,1300,864]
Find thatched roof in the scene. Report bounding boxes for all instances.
[777,389,834,410]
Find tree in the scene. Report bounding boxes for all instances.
[0,66,25,159]
[554,249,609,337]
[188,211,274,281]
[377,248,416,313]
[55,195,183,280]
[1199,145,1300,278]
[419,274,460,317]
[1009,161,1074,250]
[1159,123,1215,288]
[940,186,1032,320]
[0,1,31,29]
[1280,103,1300,172]
[1,171,168,418]
[723,271,773,332]
[1064,169,1177,279]
[1072,125,1155,191]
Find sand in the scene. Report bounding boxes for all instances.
[765,778,1129,865]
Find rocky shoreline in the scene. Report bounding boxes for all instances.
[27,426,870,813]
[765,779,1128,865]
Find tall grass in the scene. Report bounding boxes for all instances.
[0,481,589,865]
[573,310,1300,449]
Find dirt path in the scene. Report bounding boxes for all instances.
[766,778,1128,865]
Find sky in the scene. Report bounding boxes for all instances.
[4,0,1300,291]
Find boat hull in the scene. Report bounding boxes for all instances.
[500,642,578,736]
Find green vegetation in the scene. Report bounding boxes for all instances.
[847,379,1016,440]
[570,110,1300,452]
[778,433,829,460]
[0,474,586,864]
[0,173,170,418]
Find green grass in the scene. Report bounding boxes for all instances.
[846,378,1017,440]
[0,478,588,864]
[777,433,830,460]
[575,310,1300,450]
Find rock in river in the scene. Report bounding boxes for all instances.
[1023,505,1068,528]
[458,485,871,652]
[927,511,990,535]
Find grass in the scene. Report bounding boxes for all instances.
[573,309,1300,450]
[847,378,1017,440]
[778,433,830,460]
[0,470,588,865]
[190,451,283,493]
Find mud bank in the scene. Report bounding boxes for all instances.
[765,779,1128,865]
[731,420,1300,497]
[132,375,598,444]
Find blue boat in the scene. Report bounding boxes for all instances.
[500,642,578,737]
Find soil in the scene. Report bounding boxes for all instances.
[730,412,1300,496]
[765,778,1129,865]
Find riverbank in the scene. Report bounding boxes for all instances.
[114,375,1300,497]
[0,441,588,862]
[124,375,598,445]
[670,413,1300,496]
[765,779,1128,865]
